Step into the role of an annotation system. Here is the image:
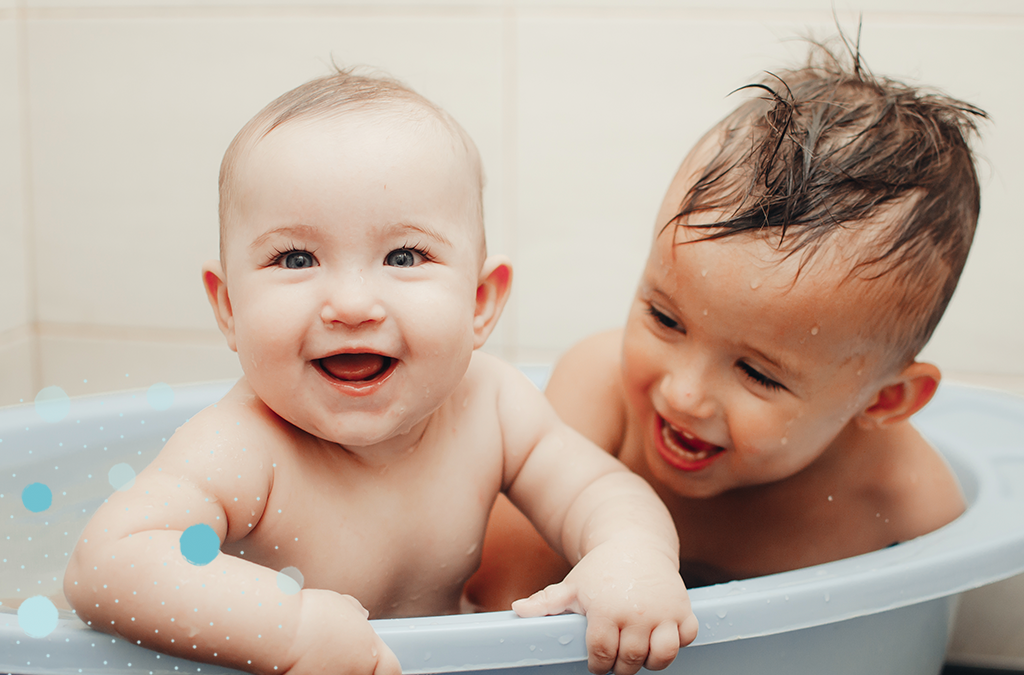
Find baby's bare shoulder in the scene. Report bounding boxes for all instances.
[870,422,966,541]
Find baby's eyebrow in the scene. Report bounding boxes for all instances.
[248,224,320,251]
[384,222,454,249]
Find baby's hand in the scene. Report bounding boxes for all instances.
[285,589,401,675]
[511,542,697,675]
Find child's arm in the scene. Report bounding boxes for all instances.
[489,358,697,675]
[63,400,400,675]
[464,330,628,611]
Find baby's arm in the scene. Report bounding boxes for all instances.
[63,398,399,675]
[490,359,697,675]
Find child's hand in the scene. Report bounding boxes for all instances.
[285,589,402,675]
[511,542,697,675]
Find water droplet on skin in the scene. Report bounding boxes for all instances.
[703,309,708,316]
[749,279,761,290]
[780,437,787,446]
[827,495,833,502]
[466,543,478,556]
[701,269,708,277]
[810,326,819,336]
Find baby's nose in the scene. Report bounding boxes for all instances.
[321,272,386,327]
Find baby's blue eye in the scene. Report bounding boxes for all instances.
[385,249,417,268]
[283,251,316,269]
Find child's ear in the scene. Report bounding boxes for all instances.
[473,255,512,349]
[856,361,941,429]
[202,260,238,353]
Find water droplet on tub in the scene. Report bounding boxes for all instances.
[108,463,136,491]
[35,386,70,423]
[824,593,830,603]
[147,382,175,411]
[558,635,573,645]
[716,609,728,619]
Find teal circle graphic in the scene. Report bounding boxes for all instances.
[108,463,136,492]
[276,567,304,595]
[18,595,59,638]
[21,482,52,513]
[179,523,220,566]
[34,386,70,423]
[147,382,175,411]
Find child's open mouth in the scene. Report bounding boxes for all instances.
[656,417,725,472]
[318,353,396,383]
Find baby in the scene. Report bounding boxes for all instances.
[466,48,985,609]
[63,70,698,675]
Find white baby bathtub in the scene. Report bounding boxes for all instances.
[2,379,1024,675]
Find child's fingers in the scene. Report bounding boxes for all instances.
[680,613,699,647]
[372,640,403,675]
[643,621,682,671]
[584,614,620,675]
[510,582,576,618]
[611,625,655,675]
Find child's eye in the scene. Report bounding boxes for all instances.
[271,249,318,269]
[385,247,430,268]
[738,361,784,392]
[647,305,680,331]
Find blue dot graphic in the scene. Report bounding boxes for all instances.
[147,382,175,411]
[18,595,59,638]
[22,483,52,513]
[276,567,304,595]
[108,463,136,492]
[34,386,70,423]
[180,524,220,566]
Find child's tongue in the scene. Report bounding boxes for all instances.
[319,354,388,382]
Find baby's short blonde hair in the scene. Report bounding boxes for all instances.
[218,68,485,265]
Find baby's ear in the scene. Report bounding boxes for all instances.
[473,255,512,349]
[856,362,941,429]
[202,260,237,353]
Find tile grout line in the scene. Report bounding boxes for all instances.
[14,0,41,393]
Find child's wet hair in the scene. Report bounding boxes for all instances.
[667,41,986,367]
[217,67,485,264]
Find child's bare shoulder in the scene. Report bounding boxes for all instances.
[865,422,965,543]
[546,329,627,454]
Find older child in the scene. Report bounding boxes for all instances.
[466,49,983,609]
[63,70,697,675]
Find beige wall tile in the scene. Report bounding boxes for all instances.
[0,338,35,407]
[26,13,505,336]
[0,19,30,335]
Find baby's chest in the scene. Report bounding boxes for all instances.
[228,450,500,615]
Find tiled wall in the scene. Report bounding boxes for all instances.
[2,2,1023,406]
[1,1,1022,662]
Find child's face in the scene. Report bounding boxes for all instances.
[215,113,486,450]
[621,176,899,499]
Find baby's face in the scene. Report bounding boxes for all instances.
[218,113,485,450]
[621,193,897,499]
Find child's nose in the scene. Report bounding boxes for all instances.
[320,271,386,327]
[660,359,717,420]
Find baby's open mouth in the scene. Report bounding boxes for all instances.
[318,353,395,382]
[659,418,725,469]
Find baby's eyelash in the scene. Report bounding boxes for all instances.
[646,305,679,330]
[401,241,434,262]
[264,243,317,267]
[738,361,784,392]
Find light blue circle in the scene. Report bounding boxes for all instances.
[276,567,304,595]
[147,382,175,411]
[179,523,220,566]
[108,463,136,492]
[34,386,70,423]
[18,595,59,638]
[21,483,52,513]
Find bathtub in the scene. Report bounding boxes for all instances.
[2,378,1024,675]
